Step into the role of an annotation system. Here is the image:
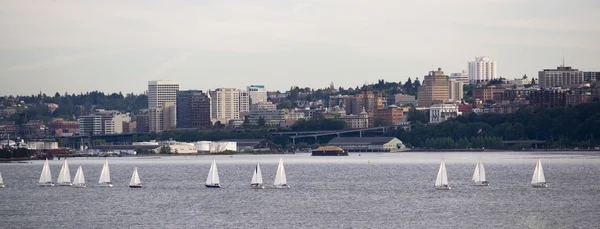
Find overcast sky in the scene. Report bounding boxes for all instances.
[1,0,599,96]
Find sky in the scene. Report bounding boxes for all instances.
[1,0,599,96]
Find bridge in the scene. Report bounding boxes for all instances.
[275,126,398,144]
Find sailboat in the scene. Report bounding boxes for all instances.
[39,159,55,187]
[129,167,142,188]
[250,163,265,189]
[531,159,548,188]
[98,159,113,187]
[273,158,289,189]
[472,160,489,186]
[0,171,4,188]
[57,159,72,186]
[72,165,86,188]
[435,159,451,190]
[205,159,221,188]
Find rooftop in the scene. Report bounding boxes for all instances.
[329,137,398,145]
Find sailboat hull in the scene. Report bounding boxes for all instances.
[472,181,490,186]
[205,184,221,188]
[129,185,143,188]
[0,184,4,188]
[251,184,265,189]
[274,184,290,189]
[57,183,72,186]
[99,183,114,187]
[435,186,452,190]
[39,182,55,187]
[73,184,86,188]
[532,183,548,188]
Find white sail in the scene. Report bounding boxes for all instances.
[251,163,263,185]
[73,166,85,185]
[39,159,53,184]
[531,159,546,184]
[98,159,111,184]
[472,160,486,182]
[435,160,449,186]
[206,159,220,185]
[57,159,72,184]
[129,167,141,186]
[0,172,4,184]
[274,158,287,186]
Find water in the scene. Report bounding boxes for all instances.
[1,152,599,228]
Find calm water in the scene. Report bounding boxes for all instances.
[1,152,600,228]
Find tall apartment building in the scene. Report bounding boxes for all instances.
[148,80,179,132]
[468,57,497,84]
[210,88,240,124]
[538,66,584,89]
[247,85,268,105]
[239,90,250,114]
[448,79,464,101]
[345,90,383,115]
[417,68,450,107]
[176,90,211,128]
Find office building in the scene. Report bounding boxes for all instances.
[247,85,268,105]
[373,107,404,126]
[176,90,211,128]
[78,110,131,136]
[148,80,179,132]
[417,68,450,107]
[449,70,469,84]
[429,103,462,124]
[345,90,383,115]
[538,66,584,89]
[239,90,250,114]
[468,57,497,83]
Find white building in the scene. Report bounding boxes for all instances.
[449,70,469,84]
[148,80,179,132]
[468,57,497,84]
[339,109,369,128]
[448,79,464,102]
[250,101,277,111]
[248,109,304,126]
[210,88,240,124]
[429,103,462,124]
[78,110,131,136]
[247,85,268,105]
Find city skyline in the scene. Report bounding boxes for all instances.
[1,0,599,96]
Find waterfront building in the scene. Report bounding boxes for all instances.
[176,90,211,128]
[148,80,179,133]
[468,56,497,84]
[538,66,584,89]
[134,113,150,133]
[429,103,462,124]
[78,109,131,136]
[417,68,450,107]
[248,109,304,126]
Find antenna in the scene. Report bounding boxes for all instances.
[562,55,565,67]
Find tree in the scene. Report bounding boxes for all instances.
[258,116,266,127]
[277,100,292,109]
[403,77,413,90]
[407,105,428,123]
[159,145,172,154]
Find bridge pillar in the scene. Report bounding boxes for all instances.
[360,131,363,137]
[292,137,295,144]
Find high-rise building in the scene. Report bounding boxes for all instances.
[247,85,268,105]
[239,90,250,114]
[417,68,450,107]
[538,66,584,89]
[176,90,211,128]
[210,88,240,124]
[148,80,179,132]
[448,79,464,102]
[584,72,600,83]
[468,57,497,84]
